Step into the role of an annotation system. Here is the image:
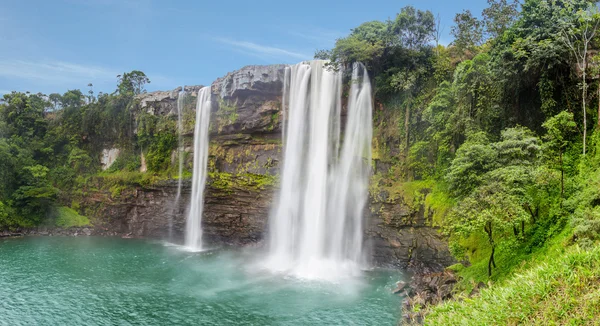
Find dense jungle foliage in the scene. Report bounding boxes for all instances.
[316,0,600,323]
[0,70,163,228]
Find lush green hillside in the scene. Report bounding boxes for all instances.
[426,231,600,325]
[316,0,600,323]
[0,71,175,229]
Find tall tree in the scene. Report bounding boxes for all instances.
[451,10,485,57]
[482,0,520,38]
[116,70,150,96]
[542,111,577,206]
[560,3,600,155]
[392,6,436,49]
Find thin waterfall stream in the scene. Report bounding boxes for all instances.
[171,88,186,241]
[184,86,212,251]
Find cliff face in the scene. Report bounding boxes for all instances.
[87,64,452,272]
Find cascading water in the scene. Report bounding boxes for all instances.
[185,87,212,251]
[266,61,373,281]
[170,88,186,240]
[329,63,372,265]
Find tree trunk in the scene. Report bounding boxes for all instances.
[485,222,495,277]
[404,102,411,179]
[525,204,536,223]
[488,245,495,277]
[560,150,564,209]
[521,220,525,237]
[583,72,587,155]
[404,104,410,157]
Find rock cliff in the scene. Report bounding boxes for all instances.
[86,64,452,272]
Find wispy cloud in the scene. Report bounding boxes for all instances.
[213,37,310,61]
[0,59,118,84]
[288,27,344,48]
[63,0,149,10]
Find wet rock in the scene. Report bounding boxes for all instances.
[402,270,458,325]
[393,281,408,294]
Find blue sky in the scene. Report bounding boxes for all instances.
[0,0,487,95]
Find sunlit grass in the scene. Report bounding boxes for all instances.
[425,235,600,325]
[54,206,90,228]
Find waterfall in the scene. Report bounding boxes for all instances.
[171,88,186,241]
[266,61,373,281]
[185,86,212,251]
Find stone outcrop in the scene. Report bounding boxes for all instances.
[80,63,453,273]
[80,179,273,246]
[402,270,459,324]
[367,199,455,272]
[100,148,120,170]
[136,85,204,116]
[211,64,286,135]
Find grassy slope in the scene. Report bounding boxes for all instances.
[54,206,90,228]
[424,229,600,325]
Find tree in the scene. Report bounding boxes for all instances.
[434,13,443,49]
[392,6,436,49]
[560,3,600,155]
[542,111,577,206]
[315,5,436,92]
[451,10,485,57]
[447,127,539,276]
[48,93,62,111]
[493,126,540,166]
[11,164,58,224]
[60,90,84,109]
[448,182,529,276]
[116,70,150,96]
[87,83,94,104]
[482,0,520,38]
[445,132,497,197]
[589,54,600,128]
[490,127,541,225]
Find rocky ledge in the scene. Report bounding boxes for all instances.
[0,226,121,238]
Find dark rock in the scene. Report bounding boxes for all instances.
[393,281,408,294]
[402,270,458,324]
[469,282,487,297]
[406,270,458,305]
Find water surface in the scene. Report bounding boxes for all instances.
[0,237,405,325]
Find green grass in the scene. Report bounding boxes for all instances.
[449,219,569,293]
[424,232,600,325]
[208,171,278,193]
[54,206,90,228]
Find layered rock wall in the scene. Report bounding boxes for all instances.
[87,64,452,272]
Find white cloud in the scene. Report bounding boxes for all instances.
[213,37,309,61]
[0,60,118,84]
[288,27,344,47]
